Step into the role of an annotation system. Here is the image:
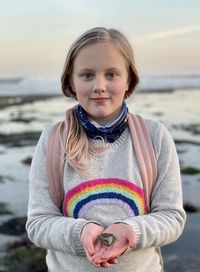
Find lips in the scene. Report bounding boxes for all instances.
[90,97,110,101]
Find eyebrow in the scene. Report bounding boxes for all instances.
[78,67,121,72]
[78,68,94,72]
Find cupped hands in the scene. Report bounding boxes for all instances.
[80,222,136,268]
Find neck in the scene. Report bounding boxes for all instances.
[89,106,126,128]
[89,107,122,126]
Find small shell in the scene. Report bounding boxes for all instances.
[98,233,116,246]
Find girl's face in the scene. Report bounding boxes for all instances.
[71,42,129,125]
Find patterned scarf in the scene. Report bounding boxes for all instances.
[75,101,128,143]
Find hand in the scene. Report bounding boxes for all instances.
[80,223,119,268]
[91,223,136,265]
[80,222,104,266]
[92,236,119,268]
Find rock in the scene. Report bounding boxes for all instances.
[9,233,34,250]
[183,202,199,213]
[0,203,13,215]
[0,176,14,183]
[175,139,200,146]
[181,167,200,175]
[0,95,58,110]
[153,112,163,116]
[0,176,5,183]
[0,132,41,147]
[21,157,32,165]
[1,235,47,272]
[0,217,47,271]
[172,124,200,135]
[11,117,37,123]
[0,217,26,235]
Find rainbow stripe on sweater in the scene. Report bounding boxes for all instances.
[63,178,147,218]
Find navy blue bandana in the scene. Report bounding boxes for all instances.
[75,101,128,143]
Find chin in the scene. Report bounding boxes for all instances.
[89,112,108,121]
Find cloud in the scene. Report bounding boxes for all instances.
[134,26,200,43]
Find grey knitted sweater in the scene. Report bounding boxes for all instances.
[26,118,186,272]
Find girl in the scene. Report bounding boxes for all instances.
[26,27,186,271]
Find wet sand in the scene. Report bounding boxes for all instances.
[162,213,200,271]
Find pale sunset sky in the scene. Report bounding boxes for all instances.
[1,0,200,77]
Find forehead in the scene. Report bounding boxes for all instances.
[73,42,128,70]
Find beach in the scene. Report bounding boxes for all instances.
[0,84,200,271]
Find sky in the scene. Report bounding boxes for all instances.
[1,0,200,77]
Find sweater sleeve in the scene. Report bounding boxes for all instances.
[26,126,97,255]
[123,122,186,250]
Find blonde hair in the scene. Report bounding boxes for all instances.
[63,108,99,173]
[61,27,139,174]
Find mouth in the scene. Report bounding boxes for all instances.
[90,97,110,102]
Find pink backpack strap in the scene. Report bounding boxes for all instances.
[46,121,66,209]
[128,113,157,210]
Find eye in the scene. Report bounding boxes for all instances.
[106,72,117,80]
[81,73,94,80]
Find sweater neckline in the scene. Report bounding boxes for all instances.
[89,127,129,150]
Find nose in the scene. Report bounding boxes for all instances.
[93,76,106,93]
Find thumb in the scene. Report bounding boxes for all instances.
[128,231,136,248]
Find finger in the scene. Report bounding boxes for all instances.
[93,250,118,264]
[91,247,108,262]
[108,257,118,264]
[101,245,127,260]
[100,261,111,268]
[99,257,118,267]
[85,248,101,267]
[94,256,115,265]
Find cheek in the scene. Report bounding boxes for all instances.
[110,82,127,96]
[74,83,92,99]
[73,81,88,94]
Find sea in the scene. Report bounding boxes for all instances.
[1,74,200,96]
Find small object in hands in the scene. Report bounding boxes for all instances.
[98,233,116,246]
